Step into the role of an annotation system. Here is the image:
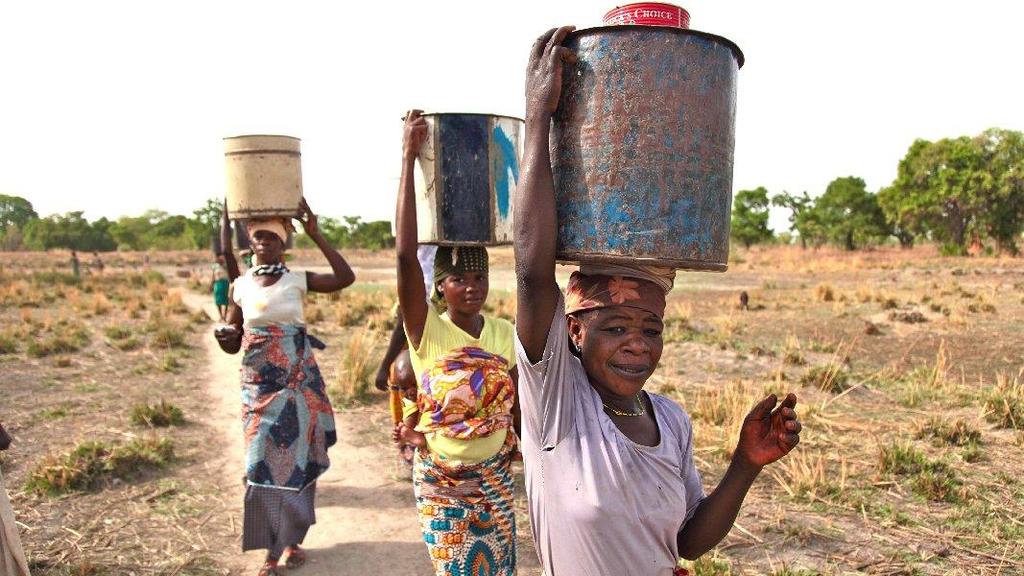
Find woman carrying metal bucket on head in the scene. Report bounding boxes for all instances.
[395,110,520,576]
[514,26,803,575]
[214,199,355,576]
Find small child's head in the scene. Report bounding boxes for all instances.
[391,350,418,402]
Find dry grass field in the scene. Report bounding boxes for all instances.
[1,246,1022,575]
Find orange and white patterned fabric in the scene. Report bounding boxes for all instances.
[564,271,667,318]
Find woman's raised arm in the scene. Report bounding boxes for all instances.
[395,110,430,349]
[301,198,356,293]
[515,26,576,363]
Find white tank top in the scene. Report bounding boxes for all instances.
[231,269,307,328]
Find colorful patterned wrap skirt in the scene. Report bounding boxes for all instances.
[240,324,336,490]
[414,433,517,576]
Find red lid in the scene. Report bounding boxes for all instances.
[603,3,690,28]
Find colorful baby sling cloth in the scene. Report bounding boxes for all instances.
[416,346,514,440]
[240,324,336,490]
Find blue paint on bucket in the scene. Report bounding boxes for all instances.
[491,125,519,219]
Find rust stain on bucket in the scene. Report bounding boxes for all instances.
[552,26,743,271]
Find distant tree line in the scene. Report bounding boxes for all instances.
[732,128,1024,255]
[0,196,396,252]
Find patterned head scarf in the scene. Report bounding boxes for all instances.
[565,264,676,319]
[431,246,489,307]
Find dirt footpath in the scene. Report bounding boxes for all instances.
[181,290,434,575]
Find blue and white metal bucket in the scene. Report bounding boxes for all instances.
[414,113,523,246]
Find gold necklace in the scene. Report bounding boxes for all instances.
[603,393,646,417]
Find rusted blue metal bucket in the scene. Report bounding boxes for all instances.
[414,113,523,246]
[552,26,744,271]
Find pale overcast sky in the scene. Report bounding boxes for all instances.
[1,1,1021,231]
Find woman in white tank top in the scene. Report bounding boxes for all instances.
[214,199,355,576]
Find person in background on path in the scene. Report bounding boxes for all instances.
[91,251,104,275]
[219,200,242,283]
[513,27,803,576]
[214,198,355,576]
[70,249,80,279]
[0,421,31,576]
[390,350,426,471]
[211,254,231,322]
[396,109,521,576]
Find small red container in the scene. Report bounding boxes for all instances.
[603,3,690,28]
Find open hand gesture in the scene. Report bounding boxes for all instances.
[526,26,577,119]
[734,393,801,469]
[403,109,428,161]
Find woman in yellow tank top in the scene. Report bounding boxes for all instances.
[394,110,520,576]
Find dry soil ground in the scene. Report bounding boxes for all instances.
[1,246,1023,576]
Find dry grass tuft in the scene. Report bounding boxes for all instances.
[772,449,846,501]
[814,283,835,302]
[333,291,393,329]
[914,417,982,447]
[781,335,806,366]
[877,441,963,502]
[888,310,927,324]
[690,380,762,459]
[800,363,850,394]
[983,369,1024,430]
[863,319,882,335]
[306,303,325,324]
[896,340,966,407]
[483,292,517,323]
[664,301,698,343]
[330,324,378,405]
[28,326,91,357]
[0,331,18,354]
[26,437,175,495]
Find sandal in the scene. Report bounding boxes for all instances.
[258,562,279,576]
[285,546,307,569]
